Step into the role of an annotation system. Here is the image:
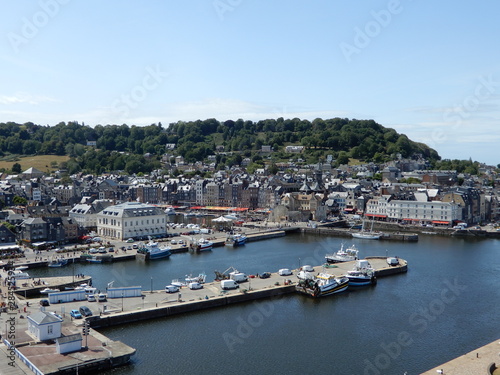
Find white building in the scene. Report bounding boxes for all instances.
[27,311,62,341]
[365,196,462,225]
[96,202,167,240]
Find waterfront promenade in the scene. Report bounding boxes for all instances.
[421,338,500,374]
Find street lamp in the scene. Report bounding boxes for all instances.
[121,292,124,312]
[150,277,153,293]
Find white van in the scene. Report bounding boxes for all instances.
[229,272,248,283]
[188,282,203,290]
[221,279,239,290]
[165,285,179,293]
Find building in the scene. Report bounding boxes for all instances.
[96,202,167,240]
[27,311,63,341]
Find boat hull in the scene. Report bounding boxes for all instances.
[347,275,377,286]
[296,277,349,297]
[351,232,381,240]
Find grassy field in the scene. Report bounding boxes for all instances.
[0,155,70,173]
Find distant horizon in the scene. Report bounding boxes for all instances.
[1,1,499,165]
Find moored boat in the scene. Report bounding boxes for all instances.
[225,233,247,247]
[346,259,377,286]
[325,243,359,263]
[40,287,60,294]
[136,238,172,260]
[192,238,213,252]
[48,258,69,268]
[296,272,349,297]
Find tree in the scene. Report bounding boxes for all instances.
[12,162,22,173]
[13,196,27,206]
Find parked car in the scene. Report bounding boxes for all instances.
[70,309,82,319]
[126,238,135,243]
[40,299,50,306]
[301,265,314,272]
[108,248,115,252]
[79,306,93,317]
[259,272,271,279]
[278,268,292,276]
[98,293,107,302]
[165,285,179,293]
[170,240,177,245]
[87,294,96,302]
[89,248,98,254]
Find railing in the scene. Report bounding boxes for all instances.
[2,339,44,375]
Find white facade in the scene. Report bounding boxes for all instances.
[56,334,83,354]
[69,204,96,229]
[27,312,62,341]
[365,196,462,224]
[96,202,167,240]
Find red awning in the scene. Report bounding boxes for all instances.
[402,218,420,221]
[432,220,450,224]
[366,214,387,218]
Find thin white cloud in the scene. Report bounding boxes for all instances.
[0,93,58,105]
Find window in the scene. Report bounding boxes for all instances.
[48,325,53,334]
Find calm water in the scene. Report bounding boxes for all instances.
[28,233,500,375]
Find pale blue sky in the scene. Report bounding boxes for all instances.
[1,1,499,165]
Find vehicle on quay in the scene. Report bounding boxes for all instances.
[165,285,180,293]
[259,272,271,279]
[296,273,349,297]
[387,257,400,266]
[278,268,293,276]
[188,282,203,290]
[98,293,107,302]
[40,299,50,306]
[70,309,82,319]
[87,294,96,302]
[346,260,377,286]
[225,233,247,247]
[221,279,239,290]
[79,306,93,317]
[136,238,171,260]
[325,243,359,263]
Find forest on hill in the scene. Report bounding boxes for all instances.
[0,118,445,175]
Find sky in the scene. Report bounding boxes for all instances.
[1,1,499,165]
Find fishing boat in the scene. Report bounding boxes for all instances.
[48,258,69,268]
[136,238,171,260]
[192,238,213,252]
[296,272,349,297]
[325,243,359,263]
[346,259,377,286]
[87,256,102,264]
[225,233,247,247]
[40,288,60,294]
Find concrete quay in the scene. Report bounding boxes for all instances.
[420,337,500,375]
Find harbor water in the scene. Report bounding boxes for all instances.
[28,233,500,374]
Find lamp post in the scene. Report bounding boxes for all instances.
[150,277,153,294]
[121,292,124,312]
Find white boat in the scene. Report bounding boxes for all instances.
[325,243,359,263]
[11,270,30,279]
[185,273,207,284]
[193,238,213,252]
[40,288,60,294]
[136,238,171,260]
[225,233,247,247]
[346,259,377,286]
[351,217,382,240]
[87,256,102,263]
[296,272,349,297]
[48,258,69,268]
[15,266,29,271]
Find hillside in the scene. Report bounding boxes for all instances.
[0,119,440,175]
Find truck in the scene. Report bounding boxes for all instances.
[221,279,239,290]
[49,290,86,304]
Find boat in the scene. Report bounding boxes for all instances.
[40,288,60,294]
[325,243,359,263]
[346,259,377,286]
[351,217,383,240]
[11,270,30,279]
[296,272,349,297]
[185,273,207,284]
[192,238,213,252]
[15,266,29,271]
[87,256,102,264]
[48,258,69,268]
[225,233,247,247]
[136,238,172,260]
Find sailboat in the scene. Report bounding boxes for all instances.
[351,216,382,240]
